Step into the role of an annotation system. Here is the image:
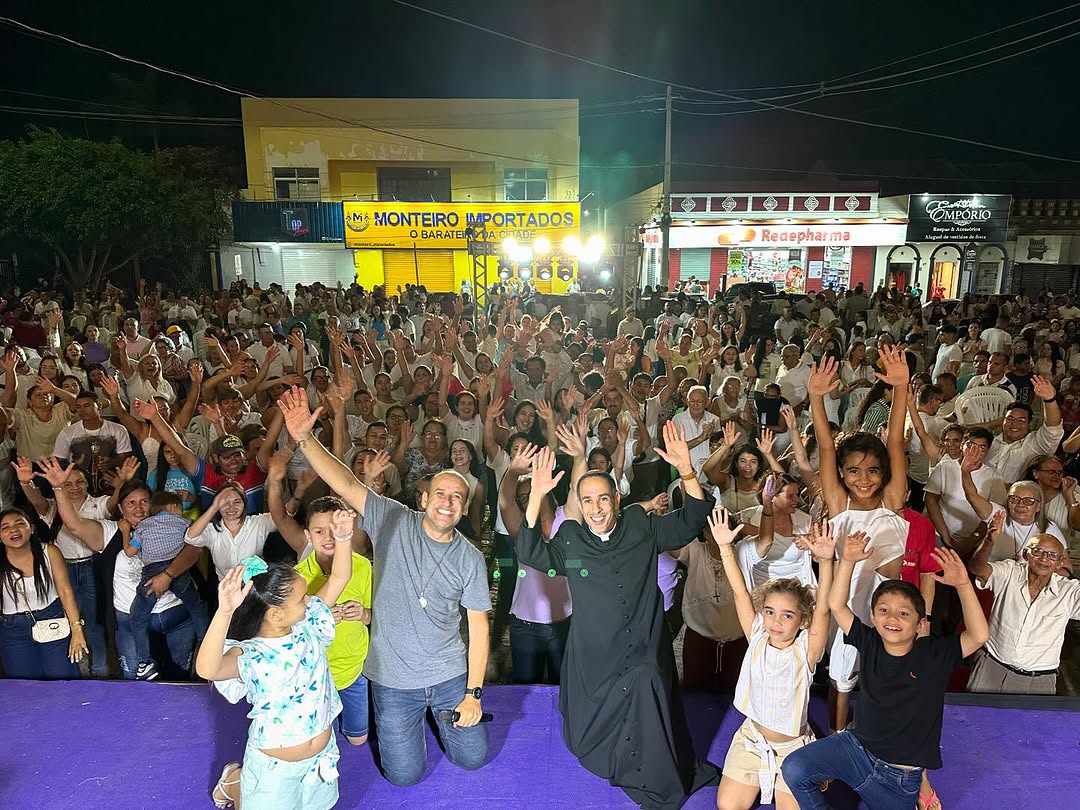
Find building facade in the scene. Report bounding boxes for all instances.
[222,97,581,294]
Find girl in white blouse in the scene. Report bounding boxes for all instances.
[712,507,834,810]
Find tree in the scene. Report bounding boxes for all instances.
[0,129,236,294]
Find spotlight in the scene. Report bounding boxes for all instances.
[562,235,581,257]
[597,260,614,282]
[582,234,606,263]
[536,259,553,280]
[518,263,533,281]
[511,245,533,264]
[502,237,518,254]
[498,258,513,280]
[600,269,612,282]
[534,236,551,255]
[557,260,574,281]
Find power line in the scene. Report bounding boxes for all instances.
[673,160,1080,185]
[383,0,1080,165]
[0,103,243,126]
[0,15,660,170]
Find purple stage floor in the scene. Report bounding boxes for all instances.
[1,680,1075,809]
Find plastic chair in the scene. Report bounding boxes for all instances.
[953,386,1015,426]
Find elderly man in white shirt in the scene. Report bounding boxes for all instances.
[671,385,718,474]
[987,376,1064,485]
[967,527,1079,694]
[774,344,812,412]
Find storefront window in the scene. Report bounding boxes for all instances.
[821,246,851,291]
[726,249,805,292]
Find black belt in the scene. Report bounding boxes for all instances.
[988,652,1058,678]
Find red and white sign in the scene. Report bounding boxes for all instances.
[643,223,907,249]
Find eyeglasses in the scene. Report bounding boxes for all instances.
[1028,548,1063,562]
[961,441,989,450]
[1008,495,1040,507]
[1003,415,1030,424]
[423,431,445,439]
[1037,468,1064,476]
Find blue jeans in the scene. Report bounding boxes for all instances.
[370,672,488,786]
[66,558,108,676]
[781,730,923,810]
[128,559,209,664]
[509,615,569,684]
[338,673,370,739]
[0,599,81,680]
[115,606,196,680]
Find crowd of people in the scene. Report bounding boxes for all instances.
[1,275,1079,809]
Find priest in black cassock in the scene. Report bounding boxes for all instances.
[517,421,718,809]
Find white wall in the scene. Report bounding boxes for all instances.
[871,241,1014,295]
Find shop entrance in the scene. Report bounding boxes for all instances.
[931,260,958,300]
[887,262,912,292]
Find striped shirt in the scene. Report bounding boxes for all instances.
[733,614,813,736]
[131,511,191,565]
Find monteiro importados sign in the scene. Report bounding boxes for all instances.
[343,201,580,249]
[905,194,1011,243]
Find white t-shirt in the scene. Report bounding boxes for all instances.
[735,505,814,590]
[53,420,132,463]
[979,327,1012,354]
[924,458,1008,539]
[932,342,963,380]
[775,362,812,407]
[774,318,801,343]
[113,540,181,614]
[247,341,287,380]
[44,494,112,561]
[186,512,277,581]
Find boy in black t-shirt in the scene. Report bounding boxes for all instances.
[781,528,989,810]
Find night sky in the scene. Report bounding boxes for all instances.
[2,0,1079,205]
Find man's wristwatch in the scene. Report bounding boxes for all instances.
[466,686,483,700]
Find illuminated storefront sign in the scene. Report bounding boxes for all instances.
[344,201,580,249]
[642,223,907,249]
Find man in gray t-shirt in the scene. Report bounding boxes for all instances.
[278,386,491,787]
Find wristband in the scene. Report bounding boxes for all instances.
[333,535,352,544]
[162,570,174,580]
[679,470,697,482]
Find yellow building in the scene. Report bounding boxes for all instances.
[236,97,581,294]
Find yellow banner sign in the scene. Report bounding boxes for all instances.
[344,201,580,249]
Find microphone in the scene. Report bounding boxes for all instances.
[436,710,494,723]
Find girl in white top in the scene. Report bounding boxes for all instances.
[197,507,355,810]
[449,439,486,539]
[808,349,909,733]
[736,475,815,590]
[712,506,834,810]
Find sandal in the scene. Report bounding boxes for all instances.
[918,787,942,810]
[212,762,241,808]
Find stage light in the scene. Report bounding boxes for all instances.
[536,259,553,280]
[511,245,533,264]
[502,237,518,254]
[534,236,551,255]
[518,264,533,281]
[582,234,606,263]
[498,258,513,280]
[557,260,574,281]
[600,269,612,282]
[562,235,581,257]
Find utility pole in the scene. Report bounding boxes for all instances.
[659,85,673,291]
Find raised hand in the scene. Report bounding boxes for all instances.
[616,420,630,447]
[555,421,586,457]
[536,399,555,424]
[278,385,322,442]
[267,449,291,482]
[654,421,692,473]
[780,403,797,432]
[485,395,505,424]
[840,530,875,563]
[1032,375,1056,402]
[508,442,539,474]
[983,509,1006,546]
[364,450,393,485]
[1,351,17,373]
[188,362,205,385]
[875,344,910,387]
[758,427,775,455]
[11,456,35,485]
[722,420,738,447]
[35,456,73,489]
[645,492,670,513]
[762,473,781,501]
[98,374,121,400]
[132,399,159,421]
[529,447,565,497]
[959,443,983,474]
[198,403,223,425]
[217,565,254,613]
[808,356,842,398]
[330,508,357,539]
[115,456,140,485]
[706,506,743,547]
[264,344,281,367]
[930,547,969,587]
[804,519,838,561]
[399,420,416,448]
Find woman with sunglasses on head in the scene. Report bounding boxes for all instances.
[959,446,1071,574]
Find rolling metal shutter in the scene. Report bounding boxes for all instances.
[280,248,340,288]
[1010,264,1077,296]
[679,248,710,283]
[383,249,455,294]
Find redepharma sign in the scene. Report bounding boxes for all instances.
[905,194,1011,243]
[343,201,580,249]
[643,223,907,249]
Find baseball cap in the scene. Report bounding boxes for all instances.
[211,435,245,456]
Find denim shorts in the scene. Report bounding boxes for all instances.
[338,673,369,738]
[240,734,339,810]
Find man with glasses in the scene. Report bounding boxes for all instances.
[924,428,1007,550]
[987,376,1063,485]
[967,530,1080,694]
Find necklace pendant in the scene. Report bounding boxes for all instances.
[418,595,428,609]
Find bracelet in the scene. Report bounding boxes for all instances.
[162,570,174,580]
[333,535,352,544]
[297,437,308,448]
[679,470,697,482]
